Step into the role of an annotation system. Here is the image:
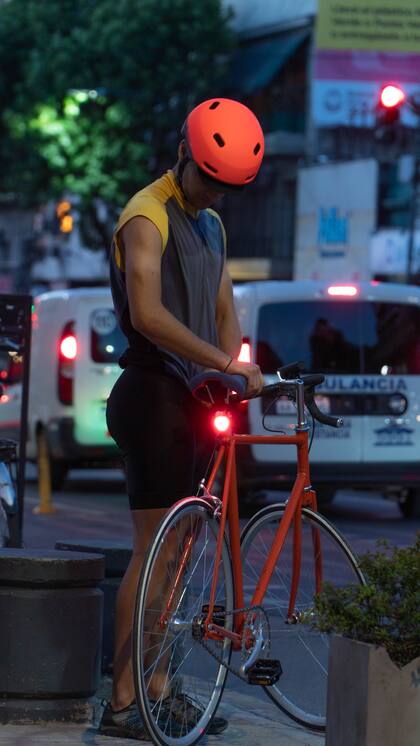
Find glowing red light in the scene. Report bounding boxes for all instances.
[60,335,77,360]
[380,84,405,109]
[213,413,231,433]
[0,370,7,380]
[327,285,358,297]
[238,341,251,363]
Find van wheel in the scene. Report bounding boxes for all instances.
[398,489,420,519]
[36,429,68,491]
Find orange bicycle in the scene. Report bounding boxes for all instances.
[133,363,365,745]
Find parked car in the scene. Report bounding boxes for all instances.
[0,288,126,488]
[232,280,420,518]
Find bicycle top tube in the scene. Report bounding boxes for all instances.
[189,362,343,430]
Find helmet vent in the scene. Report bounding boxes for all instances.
[209,101,220,109]
[203,161,218,173]
[254,143,261,155]
[213,133,225,148]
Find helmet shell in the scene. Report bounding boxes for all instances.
[183,98,264,187]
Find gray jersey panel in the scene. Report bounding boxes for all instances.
[158,197,225,384]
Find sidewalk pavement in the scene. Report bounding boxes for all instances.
[0,675,325,746]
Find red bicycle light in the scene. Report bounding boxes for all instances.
[60,334,77,360]
[238,340,251,363]
[213,412,231,433]
[379,84,405,109]
[327,285,358,297]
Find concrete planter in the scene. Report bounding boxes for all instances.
[55,539,132,673]
[0,548,104,723]
[326,634,420,746]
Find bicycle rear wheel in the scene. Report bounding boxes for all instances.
[133,498,233,746]
[240,504,365,730]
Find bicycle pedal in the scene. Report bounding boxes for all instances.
[247,658,282,686]
[201,604,225,625]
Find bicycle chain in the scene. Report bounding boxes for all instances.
[194,605,271,682]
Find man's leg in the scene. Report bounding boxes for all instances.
[111,506,167,711]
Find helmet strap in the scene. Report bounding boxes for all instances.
[175,155,191,200]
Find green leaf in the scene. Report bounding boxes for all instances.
[312,534,420,667]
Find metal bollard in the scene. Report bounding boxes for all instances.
[32,432,56,515]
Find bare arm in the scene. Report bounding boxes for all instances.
[216,263,242,358]
[123,215,264,396]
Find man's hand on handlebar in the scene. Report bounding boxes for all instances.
[225,359,264,398]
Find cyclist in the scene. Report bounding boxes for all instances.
[99,97,265,740]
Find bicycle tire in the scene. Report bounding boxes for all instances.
[133,497,234,746]
[240,503,365,731]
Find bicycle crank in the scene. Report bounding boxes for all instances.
[195,604,283,686]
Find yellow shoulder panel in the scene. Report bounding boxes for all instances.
[115,194,168,249]
[113,174,175,270]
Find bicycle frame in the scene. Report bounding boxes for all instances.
[160,377,325,653]
[198,426,320,650]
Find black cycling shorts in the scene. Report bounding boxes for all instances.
[106,366,214,510]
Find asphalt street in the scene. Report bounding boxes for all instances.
[21,467,420,553]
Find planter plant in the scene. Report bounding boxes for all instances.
[314,535,420,746]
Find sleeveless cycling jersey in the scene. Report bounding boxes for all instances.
[110,170,226,386]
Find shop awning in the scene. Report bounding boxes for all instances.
[226,28,310,96]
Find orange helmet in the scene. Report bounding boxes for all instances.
[182,98,264,191]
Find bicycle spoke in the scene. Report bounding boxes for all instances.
[133,500,233,745]
[241,505,364,730]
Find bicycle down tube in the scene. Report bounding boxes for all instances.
[203,427,321,644]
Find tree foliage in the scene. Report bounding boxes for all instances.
[0,0,234,207]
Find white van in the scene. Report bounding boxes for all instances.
[233,280,420,518]
[0,288,126,488]
[1,281,419,514]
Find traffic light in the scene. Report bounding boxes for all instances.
[375,84,406,142]
[56,200,73,233]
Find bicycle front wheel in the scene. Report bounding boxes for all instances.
[133,498,234,746]
[240,504,365,730]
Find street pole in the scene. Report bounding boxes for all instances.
[406,154,419,284]
[405,95,420,285]
[304,27,318,165]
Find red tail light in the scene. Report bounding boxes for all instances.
[60,335,77,360]
[238,338,251,363]
[58,321,76,405]
[212,412,231,433]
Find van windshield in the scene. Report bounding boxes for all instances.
[90,309,126,363]
[257,301,420,375]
